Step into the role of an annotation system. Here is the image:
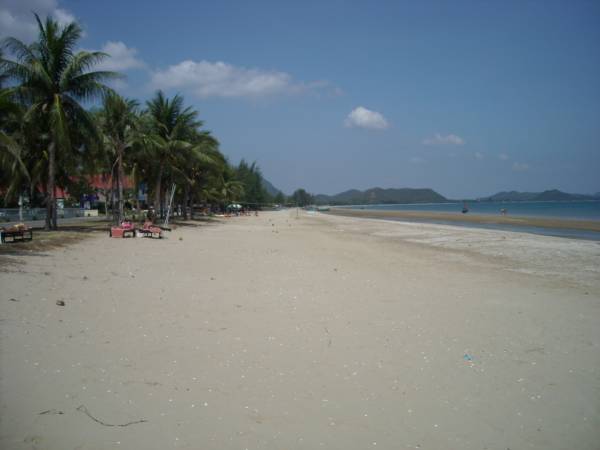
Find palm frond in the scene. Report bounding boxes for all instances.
[1,37,36,63]
[0,132,30,180]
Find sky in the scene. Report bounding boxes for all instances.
[1,0,599,198]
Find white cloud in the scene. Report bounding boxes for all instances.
[93,41,145,72]
[344,106,389,130]
[512,162,529,171]
[105,78,129,91]
[150,60,329,99]
[422,133,465,146]
[0,0,78,42]
[410,156,426,164]
[498,153,509,160]
[52,7,75,28]
[474,151,484,160]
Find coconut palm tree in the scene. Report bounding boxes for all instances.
[218,178,245,206]
[0,102,29,208]
[145,91,202,218]
[0,67,37,215]
[1,14,118,229]
[98,92,139,223]
[178,130,221,219]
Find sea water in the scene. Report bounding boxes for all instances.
[342,201,600,240]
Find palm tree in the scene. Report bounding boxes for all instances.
[145,91,202,218]
[0,63,35,217]
[1,14,117,229]
[178,130,221,219]
[98,92,139,223]
[218,178,245,206]
[0,101,29,212]
[234,159,269,205]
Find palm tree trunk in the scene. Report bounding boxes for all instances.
[161,185,166,219]
[103,189,109,216]
[52,185,57,229]
[110,169,116,223]
[18,194,23,222]
[45,143,55,230]
[161,180,171,219]
[154,165,163,219]
[133,165,141,214]
[183,184,189,220]
[117,145,124,223]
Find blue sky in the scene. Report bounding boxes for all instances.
[2,0,599,198]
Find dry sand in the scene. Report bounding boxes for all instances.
[1,210,599,450]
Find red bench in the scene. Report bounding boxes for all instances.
[139,221,163,239]
[109,221,135,238]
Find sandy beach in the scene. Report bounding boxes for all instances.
[1,210,599,450]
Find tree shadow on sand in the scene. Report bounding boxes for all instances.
[0,225,107,269]
[171,217,222,228]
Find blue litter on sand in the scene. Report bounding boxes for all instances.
[463,354,473,361]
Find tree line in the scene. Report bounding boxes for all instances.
[0,14,284,229]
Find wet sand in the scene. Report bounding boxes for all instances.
[327,207,600,232]
[1,210,599,449]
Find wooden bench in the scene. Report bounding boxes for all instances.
[1,228,33,243]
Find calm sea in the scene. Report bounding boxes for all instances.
[342,201,600,240]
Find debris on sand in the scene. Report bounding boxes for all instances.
[76,405,148,427]
[39,409,64,415]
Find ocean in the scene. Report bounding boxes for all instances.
[341,201,600,240]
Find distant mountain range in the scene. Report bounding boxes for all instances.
[478,189,600,202]
[314,187,448,205]
[262,179,600,205]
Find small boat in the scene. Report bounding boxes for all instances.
[461,202,469,214]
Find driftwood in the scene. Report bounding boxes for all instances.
[76,405,147,427]
[39,409,64,415]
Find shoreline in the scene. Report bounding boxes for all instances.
[326,207,600,235]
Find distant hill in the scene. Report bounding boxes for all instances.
[481,189,599,202]
[314,187,448,205]
[482,191,538,202]
[262,179,283,197]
